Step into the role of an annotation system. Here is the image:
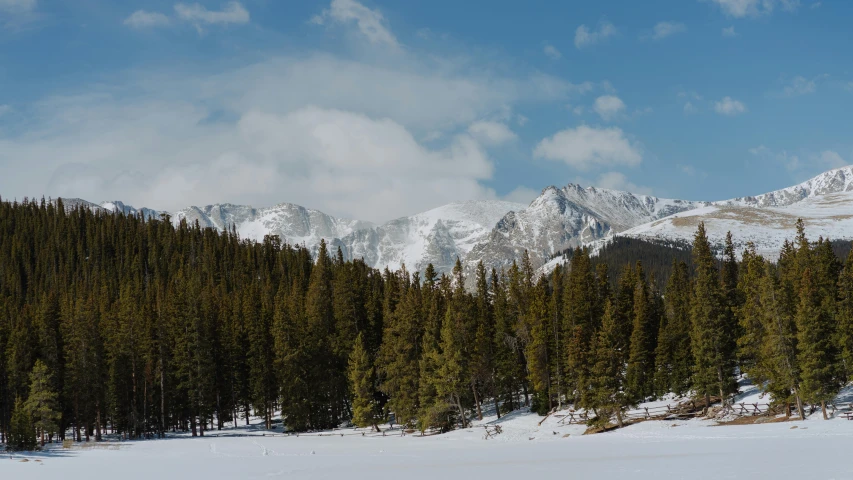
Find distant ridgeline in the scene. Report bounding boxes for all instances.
[2,197,853,448]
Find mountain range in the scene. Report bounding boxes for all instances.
[53,165,853,279]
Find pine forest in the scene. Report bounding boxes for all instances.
[1,198,852,449]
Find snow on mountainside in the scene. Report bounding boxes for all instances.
[724,165,853,207]
[622,190,853,259]
[610,165,853,260]
[51,165,853,280]
[334,201,525,274]
[174,202,372,254]
[464,185,704,275]
[100,201,162,221]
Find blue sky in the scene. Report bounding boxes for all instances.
[0,0,850,222]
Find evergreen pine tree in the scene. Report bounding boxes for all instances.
[838,248,853,380]
[588,300,631,428]
[626,264,655,402]
[690,223,737,409]
[435,295,468,428]
[348,333,380,430]
[563,248,596,407]
[796,268,843,419]
[8,396,36,451]
[758,262,804,418]
[654,260,692,396]
[736,244,767,381]
[525,277,553,414]
[25,360,60,446]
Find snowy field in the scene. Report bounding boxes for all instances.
[4,408,853,480]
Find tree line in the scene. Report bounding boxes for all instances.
[1,198,852,450]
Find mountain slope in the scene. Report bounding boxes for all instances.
[465,185,704,274]
[335,201,526,274]
[52,165,853,280]
[613,166,853,259]
[174,202,372,254]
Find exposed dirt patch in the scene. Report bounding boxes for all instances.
[582,418,644,435]
[717,415,792,426]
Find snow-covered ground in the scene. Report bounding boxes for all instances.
[5,400,853,479]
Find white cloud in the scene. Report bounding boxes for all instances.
[593,171,652,194]
[783,76,816,97]
[593,95,626,121]
[714,96,747,115]
[679,164,696,176]
[533,125,642,170]
[543,44,562,60]
[124,10,171,28]
[722,25,738,37]
[467,121,517,146]
[0,0,35,13]
[502,186,539,205]
[750,146,848,174]
[706,0,800,18]
[650,21,686,40]
[816,150,847,169]
[749,145,800,171]
[174,1,249,30]
[683,101,698,114]
[778,75,828,97]
[2,99,495,224]
[575,22,616,49]
[0,49,587,223]
[312,0,398,48]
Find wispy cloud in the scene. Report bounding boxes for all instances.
[648,21,686,40]
[467,121,517,146]
[714,96,747,115]
[776,74,828,97]
[543,44,562,60]
[722,25,738,37]
[311,0,398,49]
[124,10,171,29]
[123,2,249,32]
[593,171,652,194]
[750,145,848,173]
[175,2,249,30]
[783,75,816,97]
[0,0,35,13]
[574,21,616,49]
[705,0,801,18]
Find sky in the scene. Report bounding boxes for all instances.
[0,0,851,223]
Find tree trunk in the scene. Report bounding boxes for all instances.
[795,392,805,421]
[455,394,468,428]
[821,401,828,420]
[472,384,483,421]
[96,405,102,441]
[615,409,624,428]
